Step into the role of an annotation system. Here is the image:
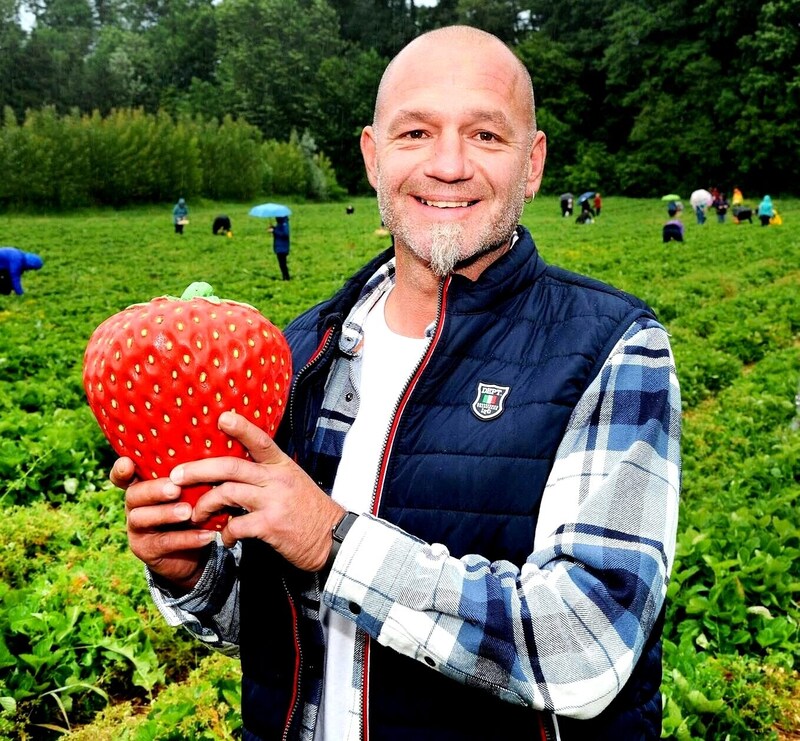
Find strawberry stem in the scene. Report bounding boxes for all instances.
[180,282,217,301]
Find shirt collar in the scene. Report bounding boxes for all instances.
[339,258,397,355]
[339,229,521,354]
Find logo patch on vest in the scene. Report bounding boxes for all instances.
[471,382,510,420]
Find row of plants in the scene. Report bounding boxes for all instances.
[0,107,345,210]
[0,198,797,738]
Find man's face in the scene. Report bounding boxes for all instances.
[361,35,546,276]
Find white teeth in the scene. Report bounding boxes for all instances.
[421,198,471,208]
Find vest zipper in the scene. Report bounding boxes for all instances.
[538,712,559,741]
[281,579,303,740]
[369,276,450,513]
[283,325,335,739]
[358,276,451,740]
[289,325,336,443]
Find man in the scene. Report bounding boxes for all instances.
[269,215,291,280]
[560,192,574,217]
[173,197,189,234]
[115,26,680,740]
[663,219,685,243]
[0,247,44,295]
[712,193,729,223]
[213,214,232,235]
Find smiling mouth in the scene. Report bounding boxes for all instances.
[416,197,478,208]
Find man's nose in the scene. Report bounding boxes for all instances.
[423,131,473,182]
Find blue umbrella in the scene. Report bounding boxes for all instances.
[577,191,596,204]
[249,203,292,218]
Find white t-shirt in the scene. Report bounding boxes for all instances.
[315,288,428,741]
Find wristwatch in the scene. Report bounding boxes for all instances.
[324,511,359,575]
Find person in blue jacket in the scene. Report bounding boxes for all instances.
[114,26,680,741]
[269,216,291,280]
[172,197,189,234]
[0,247,44,295]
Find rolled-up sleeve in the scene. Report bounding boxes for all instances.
[148,538,242,656]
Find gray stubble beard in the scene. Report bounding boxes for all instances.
[376,167,527,278]
[427,223,465,277]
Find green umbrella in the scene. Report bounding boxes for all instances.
[661,194,681,201]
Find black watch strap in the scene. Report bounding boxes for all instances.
[323,511,359,576]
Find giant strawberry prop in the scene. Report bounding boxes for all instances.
[83,282,292,530]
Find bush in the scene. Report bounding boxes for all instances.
[261,129,345,200]
[0,109,345,209]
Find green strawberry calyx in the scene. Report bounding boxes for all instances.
[162,281,258,311]
[178,281,220,303]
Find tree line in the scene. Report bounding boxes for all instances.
[0,106,344,208]
[1,0,797,199]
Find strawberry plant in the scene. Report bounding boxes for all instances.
[0,197,798,739]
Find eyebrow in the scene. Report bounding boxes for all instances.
[387,108,513,132]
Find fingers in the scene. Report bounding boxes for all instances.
[190,481,267,527]
[218,411,285,465]
[212,487,345,570]
[125,477,200,535]
[170,455,264,494]
[163,411,288,492]
[128,522,215,590]
[110,456,137,489]
[127,494,191,531]
[169,450,297,526]
[125,478,215,547]
[167,411,289,487]
[130,513,217,552]
[125,476,216,587]
[125,476,182,511]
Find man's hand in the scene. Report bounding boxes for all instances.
[171,411,346,572]
[113,457,217,592]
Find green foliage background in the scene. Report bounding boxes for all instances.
[1,0,797,196]
[0,107,344,209]
[0,197,798,738]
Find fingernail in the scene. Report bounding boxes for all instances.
[163,482,181,499]
[218,411,234,428]
[198,530,217,544]
[174,503,192,520]
[170,466,185,484]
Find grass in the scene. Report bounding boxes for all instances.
[0,195,798,739]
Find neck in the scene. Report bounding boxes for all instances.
[386,235,513,338]
[385,246,441,338]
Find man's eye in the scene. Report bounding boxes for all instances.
[477,131,498,142]
[405,130,426,139]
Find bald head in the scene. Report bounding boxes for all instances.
[374,26,536,140]
[359,23,546,281]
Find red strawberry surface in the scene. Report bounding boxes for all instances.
[83,282,292,530]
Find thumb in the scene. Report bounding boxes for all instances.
[218,411,284,465]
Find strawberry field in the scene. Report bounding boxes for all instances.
[0,197,798,739]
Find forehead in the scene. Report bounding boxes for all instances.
[377,39,528,129]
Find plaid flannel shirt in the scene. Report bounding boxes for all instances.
[149,258,681,731]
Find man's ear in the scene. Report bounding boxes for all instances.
[525,130,547,199]
[360,126,379,190]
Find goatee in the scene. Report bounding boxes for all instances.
[428,224,463,277]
